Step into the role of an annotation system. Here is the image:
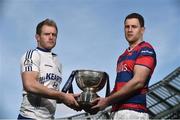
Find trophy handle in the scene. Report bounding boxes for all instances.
[61,70,77,93]
[104,72,110,97]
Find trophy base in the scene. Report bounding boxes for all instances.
[76,92,99,114]
[77,101,99,114]
[78,101,93,109]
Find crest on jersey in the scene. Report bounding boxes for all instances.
[24,58,33,66]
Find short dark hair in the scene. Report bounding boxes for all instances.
[36,18,58,35]
[124,13,144,27]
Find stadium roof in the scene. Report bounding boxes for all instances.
[147,67,180,119]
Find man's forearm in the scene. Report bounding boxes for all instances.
[107,79,145,106]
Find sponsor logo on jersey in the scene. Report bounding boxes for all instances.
[141,50,153,54]
[24,59,33,66]
[39,73,62,90]
[117,63,128,72]
[39,73,62,84]
[44,64,53,68]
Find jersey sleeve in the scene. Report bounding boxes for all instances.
[20,50,40,73]
[135,47,156,71]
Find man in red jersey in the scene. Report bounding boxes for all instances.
[92,13,156,119]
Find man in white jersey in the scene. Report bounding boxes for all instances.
[18,19,81,119]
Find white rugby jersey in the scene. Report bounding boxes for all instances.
[19,47,62,119]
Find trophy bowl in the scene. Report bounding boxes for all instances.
[75,70,108,109]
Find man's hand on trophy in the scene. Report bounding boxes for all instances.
[72,93,83,111]
[91,97,109,111]
[82,97,108,115]
[62,93,82,111]
[73,93,80,101]
[83,107,99,115]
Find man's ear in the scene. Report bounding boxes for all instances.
[141,27,145,34]
[35,34,40,42]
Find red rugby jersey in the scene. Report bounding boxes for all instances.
[112,41,156,112]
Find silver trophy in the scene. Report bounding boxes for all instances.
[62,69,110,113]
[75,70,109,107]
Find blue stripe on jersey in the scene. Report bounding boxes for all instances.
[125,94,146,104]
[117,51,139,64]
[118,47,156,64]
[116,71,133,82]
[127,51,138,60]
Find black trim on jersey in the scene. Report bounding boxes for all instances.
[25,50,30,59]
[25,49,34,60]
[36,47,57,56]
[25,66,32,71]
[24,49,35,72]
[37,47,51,52]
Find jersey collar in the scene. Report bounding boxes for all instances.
[37,47,51,52]
[127,41,145,52]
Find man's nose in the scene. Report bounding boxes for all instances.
[128,27,132,31]
[49,33,53,39]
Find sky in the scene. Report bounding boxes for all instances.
[0,0,180,119]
